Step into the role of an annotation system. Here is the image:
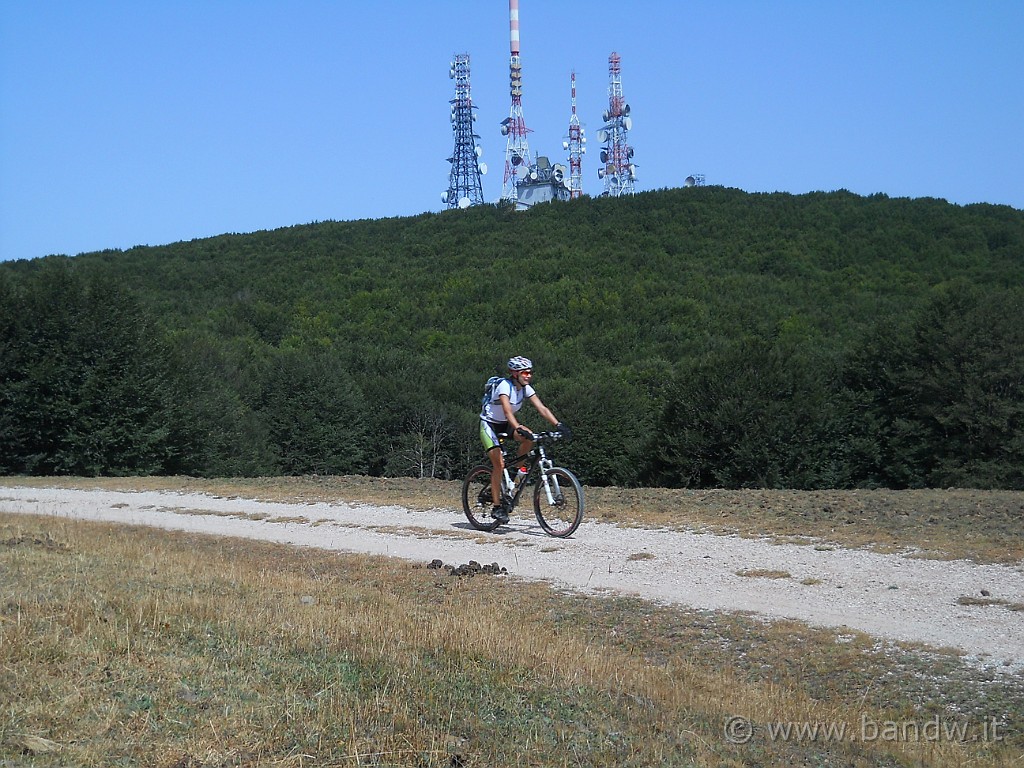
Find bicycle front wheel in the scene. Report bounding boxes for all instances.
[533,467,584,537]
[461,464,502,532]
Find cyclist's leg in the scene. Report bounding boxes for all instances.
[480,420,507,510]
[512,428,534,460]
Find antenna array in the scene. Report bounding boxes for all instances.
[597,52,636,197]
[501,0,532,203]
[443,54,487,209]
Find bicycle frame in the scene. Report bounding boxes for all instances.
[499,435,560,511]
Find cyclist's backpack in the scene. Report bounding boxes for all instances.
[482,375,504,408]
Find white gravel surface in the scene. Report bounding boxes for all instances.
[2,485,1022,669]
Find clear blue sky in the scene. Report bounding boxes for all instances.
[2,1,1021,262]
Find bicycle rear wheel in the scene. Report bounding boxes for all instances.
[533,467,584,537]
[461,464,502,532]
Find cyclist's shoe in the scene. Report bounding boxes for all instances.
[492,505,510,525]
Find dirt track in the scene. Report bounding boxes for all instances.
[2,483,1022,670]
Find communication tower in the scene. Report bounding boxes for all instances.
[500,0,532,203]
[562,71,586,199]
[443,54,487,209]
[597,52,636,197]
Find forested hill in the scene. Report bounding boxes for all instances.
[2,187,1023,489]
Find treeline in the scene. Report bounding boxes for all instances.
[1,187,1022,488]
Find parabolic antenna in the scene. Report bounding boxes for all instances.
[600,150,608,163]
[685,175,696,187]
[624,117,632,131]
[623,103,630,116]
[479,162,488,175]
[562,140,569,150]
[475,145,483,157]
[515,165,529,181]
[597,129,608,142]
[458,197,471,209]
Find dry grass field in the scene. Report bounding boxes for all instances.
[2,476,1023,767]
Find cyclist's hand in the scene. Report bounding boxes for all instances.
[516,426,532,439]
[556,422,573,440]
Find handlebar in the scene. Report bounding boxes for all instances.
[524,429,570,444]
[498,428,572,444]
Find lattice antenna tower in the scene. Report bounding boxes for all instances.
[562,70,586,199]
[598,52,636,197]
[500,0,532,203]
[443,53,487,209]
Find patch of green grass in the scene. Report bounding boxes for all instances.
[737,568,792,580]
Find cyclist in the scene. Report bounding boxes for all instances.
[480,356,570,524]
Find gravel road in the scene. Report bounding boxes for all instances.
[2,485,1022,669]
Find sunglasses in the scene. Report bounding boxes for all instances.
[518,370,533,375]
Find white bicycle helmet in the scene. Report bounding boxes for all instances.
[507,356,533,372]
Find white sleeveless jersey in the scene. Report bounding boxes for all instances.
[480,378,535,423]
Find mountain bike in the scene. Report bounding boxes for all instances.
[461,430,584,537]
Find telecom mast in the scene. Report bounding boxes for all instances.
[443,53,487,209]
[598,52,636,197]
[500,0,531,203]
[562,70,585,199]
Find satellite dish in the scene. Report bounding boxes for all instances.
[516,165,529,180]
[685,175,696,187]
[511,153,523,166]
[441,191,449,202]
[475,146,483,157]
[500,124,509,136]
[623,117,632,131]
[597,168,605,179]
[623,103,630,116]
[529,170,538,180]
[628,147,634,158]
[597,129,608,142]
[458,197,471,209]
[449,65,455,79]
[602,110,610,122]
[562,140,569,150]
[552,168,564,183]
[600,150,608,163]
[479,162,488,175]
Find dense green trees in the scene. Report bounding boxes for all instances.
[0,266,193,475]
[2,188,1022,488]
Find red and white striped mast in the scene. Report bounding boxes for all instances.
[564,70,585,199]
[599,51,636,197]
[500,0,532,203]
